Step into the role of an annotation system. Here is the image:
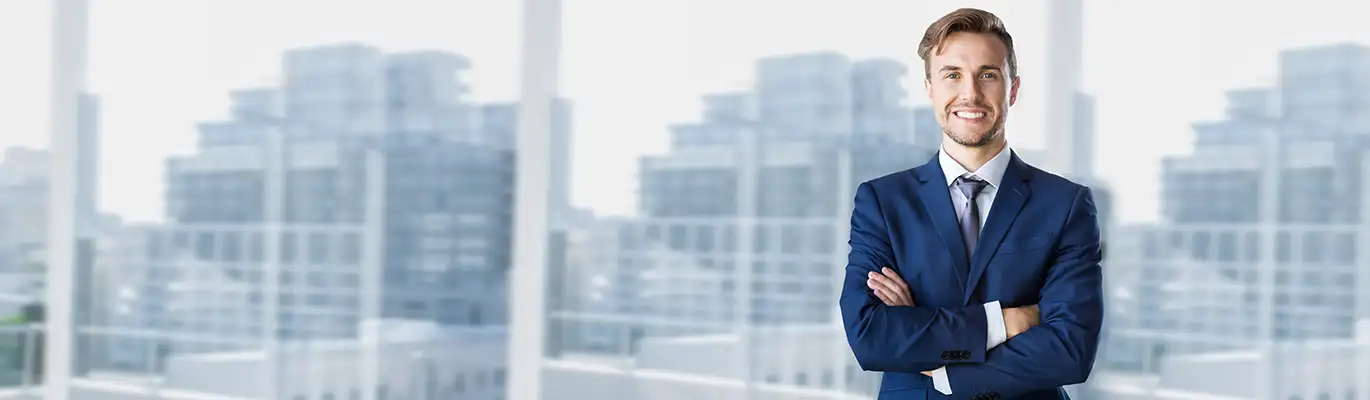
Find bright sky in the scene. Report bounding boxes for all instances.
[2,1,1369,224]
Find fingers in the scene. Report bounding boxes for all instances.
[880,267,911,292]
[871,286,896,305]
[867,273,907,304]
[876,267,909,301]
[868,277,895,305]
[867,268,913,306]
[878,268,913,304]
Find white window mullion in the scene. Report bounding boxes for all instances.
[44,0,91,399]
[507,0,562,398]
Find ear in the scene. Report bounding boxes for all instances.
[924,77,934,102]
[1008,76,1021,106]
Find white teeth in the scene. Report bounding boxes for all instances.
[955,111,986,119]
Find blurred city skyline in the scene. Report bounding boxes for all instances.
[0,1,1366,225]
[2,1,1370,399]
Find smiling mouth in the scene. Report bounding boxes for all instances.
[953,111,987,121]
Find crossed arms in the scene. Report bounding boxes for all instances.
[839,182,1105,399]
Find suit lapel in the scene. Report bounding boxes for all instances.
[913,159,971,290]
[962,153,1033,305]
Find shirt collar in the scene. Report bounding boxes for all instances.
[938,144,1012,189]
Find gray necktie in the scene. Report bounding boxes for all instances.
[954,175,989,259]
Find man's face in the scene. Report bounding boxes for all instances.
[923,32,1019,148]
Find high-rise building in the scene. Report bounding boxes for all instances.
[558,53,935,382]
[1093,44,1370,398]
[0,93,101,264]
[0,148,52,263]
[1162,44,1370,225]
[109,44,571,369]
[480,99,573,227]
[77,94,101,237]
[1043,0,1088,180]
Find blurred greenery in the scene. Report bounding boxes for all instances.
[0,304,40,386]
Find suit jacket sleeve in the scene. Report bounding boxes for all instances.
[935,186,1105,399]
[841,181,993,373]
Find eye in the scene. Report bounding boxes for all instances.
[945,72,961,80]
[980,72,999,80]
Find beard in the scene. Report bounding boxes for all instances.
[943,115,1005,148]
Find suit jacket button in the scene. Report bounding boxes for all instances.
[959,350,972,359]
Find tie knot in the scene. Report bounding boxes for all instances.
[954,175,988,199]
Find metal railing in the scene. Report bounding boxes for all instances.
[0,323,501,400]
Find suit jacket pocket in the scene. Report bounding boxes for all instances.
[997,232,1055,255]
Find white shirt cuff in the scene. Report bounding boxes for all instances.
[932,366,952,395]
[984,300,1007,350]
[930,302,1002,396]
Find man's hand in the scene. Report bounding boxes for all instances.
[868,269,938,376]
[867,267,913,306]
[1003,304,1041,340]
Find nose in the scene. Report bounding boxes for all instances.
[957,78,984,102]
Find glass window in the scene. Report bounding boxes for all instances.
[24,1,1370,399]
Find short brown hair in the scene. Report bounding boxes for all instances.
[918,8,1017,78]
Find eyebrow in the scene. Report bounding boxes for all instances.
[938,65,1003,73]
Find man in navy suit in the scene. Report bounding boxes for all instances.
[839,7,1103,400]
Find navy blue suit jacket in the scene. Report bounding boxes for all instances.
[840,152,1104,400]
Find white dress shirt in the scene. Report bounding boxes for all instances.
[930,144,1013,395]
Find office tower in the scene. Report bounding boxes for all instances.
[547,52,935,400]
[76,94,100,237]
[1094,44,1370,398]
[109,44,573,370]
[1043,0,1089,179]
[634,52,930,326]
